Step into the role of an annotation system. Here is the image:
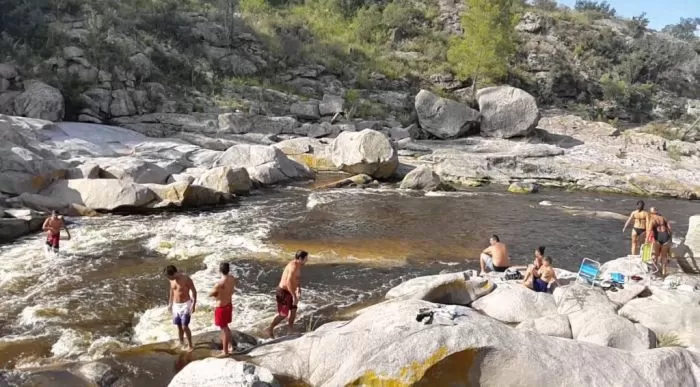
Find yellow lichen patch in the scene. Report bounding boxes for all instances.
[346,346,476,386]
[290,154,337,171]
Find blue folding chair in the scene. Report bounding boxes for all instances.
[577,258,601,288]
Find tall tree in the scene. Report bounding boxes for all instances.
[662,17,700,41]
[447,0,519,99]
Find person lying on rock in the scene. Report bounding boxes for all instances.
[522,246,545,284]
[648,207,672,277]
[479,235,510,276]
[524,256,559,292]
[165,265,197,351]
[265,250,308,338]
[210,262,238,357]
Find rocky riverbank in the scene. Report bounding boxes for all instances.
[3,215,699,386]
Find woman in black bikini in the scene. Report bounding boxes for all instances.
[622,200,648,256]
[648,207,672,277]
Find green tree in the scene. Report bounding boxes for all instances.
[662,18,700,41]
[447,0,519,98]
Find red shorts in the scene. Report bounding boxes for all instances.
[214,303,232,328]
[46,233,60,249]
[276,288,295,317]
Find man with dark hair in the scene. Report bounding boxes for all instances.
[165,265,197,351]
[42,210,70,255]
[210,262,237,356]
[265,250,308,338]
[479,234,510,275]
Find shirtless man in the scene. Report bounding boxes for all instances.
[647,207,672,276]
[42,211,70,255]
[622,200,648,255]
[165,265,197,351]
[265,250,308,338]
[210,262,237,356]
[479,235,510,275]
[524,256,559,292]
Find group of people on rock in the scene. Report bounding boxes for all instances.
[622,200,673,276]
[162,250,308,356]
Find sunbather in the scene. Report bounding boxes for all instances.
[524,256,559,292]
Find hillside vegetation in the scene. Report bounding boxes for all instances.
[0,0,699,124]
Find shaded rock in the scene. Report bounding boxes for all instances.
[388,125,420,141]
[67,163,100,179]
[414,89,480,139]
[290,101,320,120]
[213,144,313,185]
[508,181,540,194]
[14,81,65,121]
[248,298,700,386]
[0,91,20,115]
[0,208,45,242]
[100,158,170,184]
[307,122,337,138]
[41,179,156,211]
[330,129,398,179]
[385,271,493,305]
[471,283,557,324]
[218,113,299,135]
[477,86,540,138]
[315,174,372,189]
[6,193,96,216]
[110,89,136,117]
[516,314,572,339]
[194,166,251,194]
[169,358,279,387]
[399,166,445,191]
[77,361,119,387]
[319,94,344,116]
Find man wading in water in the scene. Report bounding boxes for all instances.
[165,265,197,351]
[42,210,70,255]
[210,262,237,356]
[265,250,308,338]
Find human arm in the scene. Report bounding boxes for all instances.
[209,281,220,297]
[189,278,197,313]
[42,218,49,231]
[62,220,71,240]
[168,286,173,312]
[547,270,560,288]
[482,246,492,255]
[623,212,634,232]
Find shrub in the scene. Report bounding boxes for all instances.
[657,333,685,347]
[574,0,615,17]
[531,0,558,11]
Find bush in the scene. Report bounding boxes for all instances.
[574,0,615,17]
[599,74,654,122]
[531,0,558,11]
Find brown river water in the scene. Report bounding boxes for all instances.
[0,181,697,370]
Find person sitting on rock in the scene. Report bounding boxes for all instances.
[524,256,559,292]
[479,235,510,275]
[522,246,545,286]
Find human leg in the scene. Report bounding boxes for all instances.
[287,306,297,334]
[631,230,639,255]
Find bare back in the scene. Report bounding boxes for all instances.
[632,210,647,229]
[278,261,301,293]
[489,242,509,267]
[170,274,193,303]
[214,276,236,307]
[650,214,670,234]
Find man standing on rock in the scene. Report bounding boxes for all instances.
[265,250,308,338]
[647,207,673,277]
[165,265,197,351]
[479,235,510,275]
[210,262,237,357]
[42,210,70,256]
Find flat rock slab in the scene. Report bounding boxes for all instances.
[470,283,557,324]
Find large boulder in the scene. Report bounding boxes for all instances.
[516,314,572,339]
[168,358,279,387]
[385,271,494,305]
[414,89,480,139]
[330,129,398,179]
[477,86,540,138]
[5,193,96,216]
[143,181,192,208]
[248,299,700,386]
[213,144,313,185]
[14,81,65,121]
[290,101,320,120]
[41,179,156,211]
[273,138,337,172]
[470,283,557,324]
[99,158,171,184]
[319,94,344,116]
[619,287,700,350]
[194,166,251,194]
[399,165,445,191]
[0,208,45,242]
[684,215,700,262]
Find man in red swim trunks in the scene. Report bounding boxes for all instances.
[210,262,237,356]
[265,250,308,338]
[42,211,70,255]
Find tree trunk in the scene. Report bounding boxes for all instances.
[470,71,480,102]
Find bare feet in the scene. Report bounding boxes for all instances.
[264,327,274,339]
[217,351,229,358]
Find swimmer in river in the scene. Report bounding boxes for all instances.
[165,265,197,351]
[479,235,510,276]
[42,210,70,255]
[622,200,648,255]
[647,207,673,277]
[265,250,308,338]
[209,262,237,356]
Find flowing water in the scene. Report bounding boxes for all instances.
[0,183,697,369]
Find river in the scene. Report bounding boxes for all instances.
[0,182,697,369]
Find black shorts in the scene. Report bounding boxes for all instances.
[633,227,645,236]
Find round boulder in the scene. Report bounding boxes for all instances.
[168,358,279,387]
[14,80,65,122]
[477,86,540,138]
[330,129,398,179]
[399,165,445,191]
[508,182,540,194]
[414,89,480,139]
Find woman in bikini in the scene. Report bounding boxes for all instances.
[523,246,545,289]
[622,200,648,255]
[648,207,672,277]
